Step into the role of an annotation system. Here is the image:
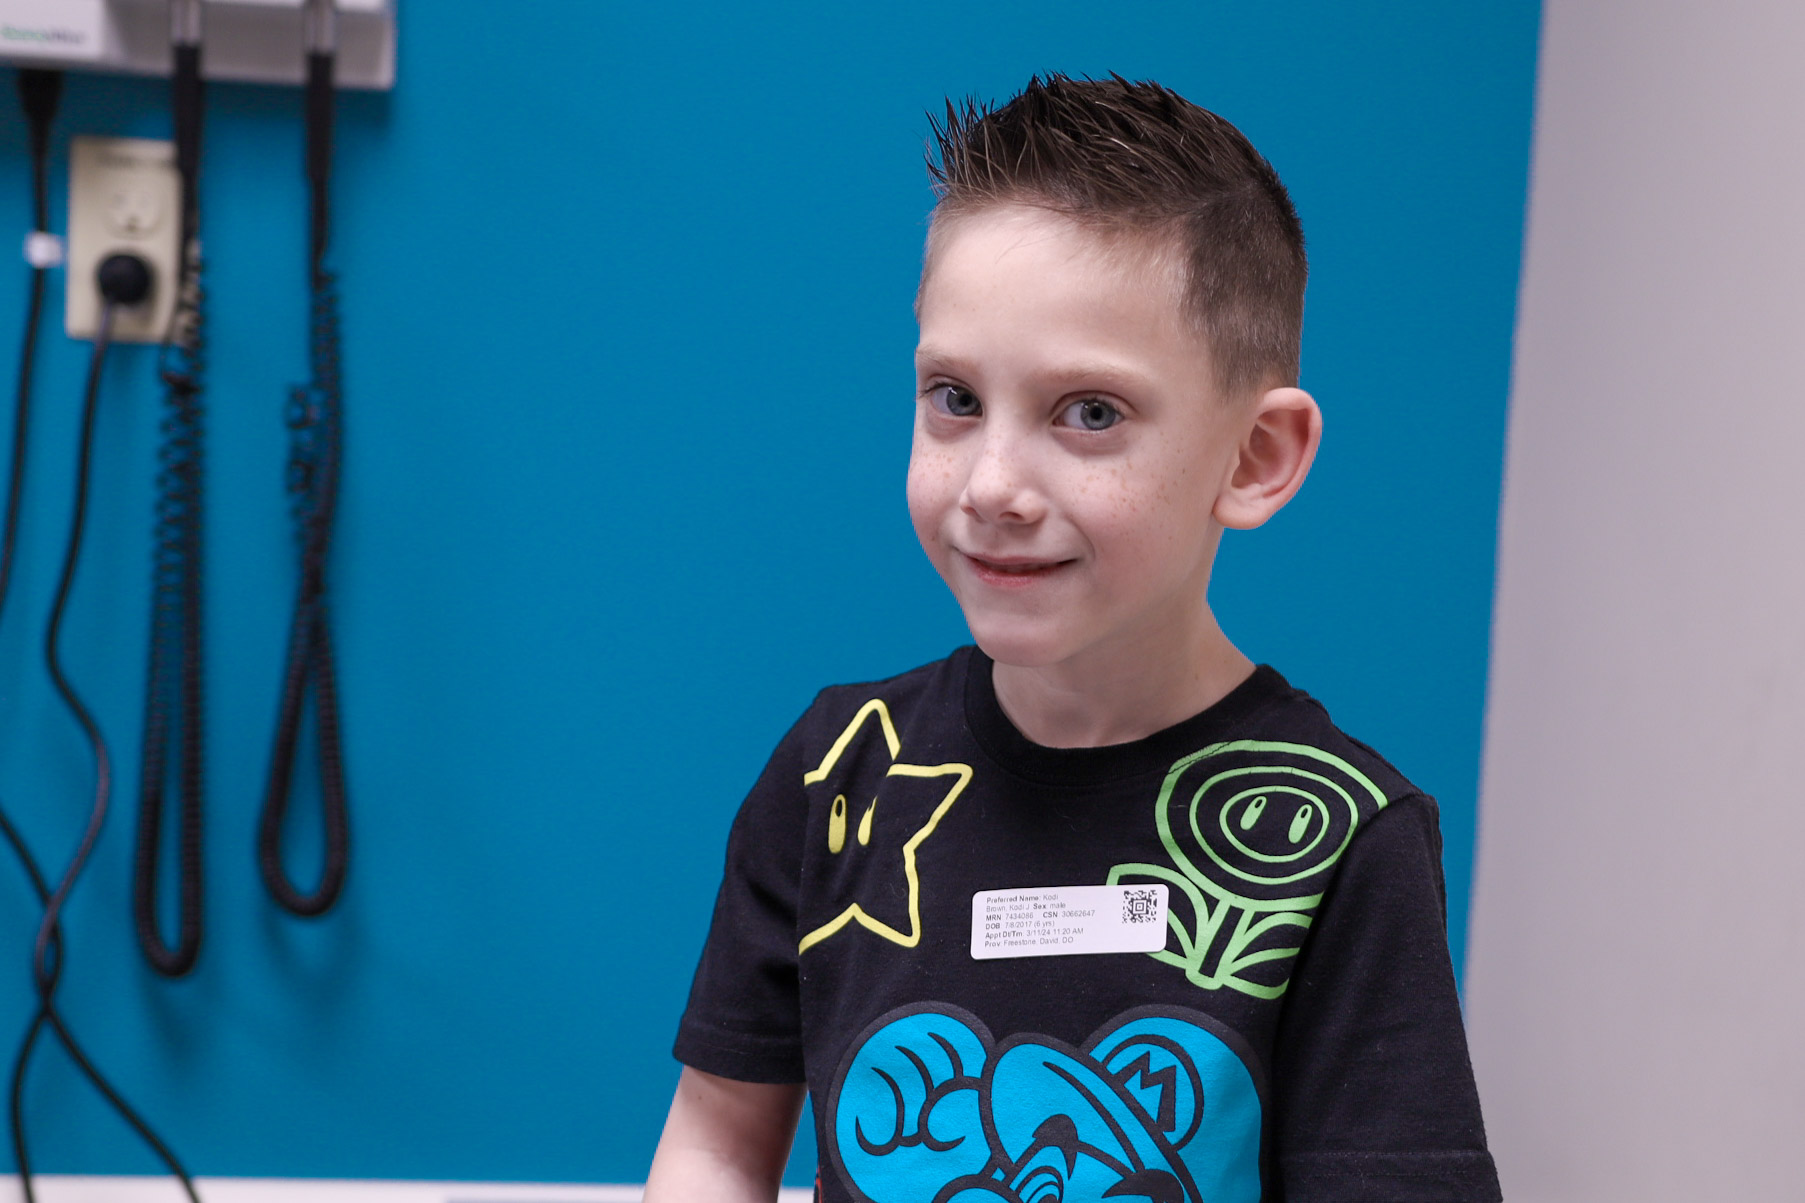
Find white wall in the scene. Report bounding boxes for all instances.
[1465,1,1805,1199]
[0,1179,811,1203]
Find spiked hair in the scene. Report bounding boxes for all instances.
[926,74,1307,395]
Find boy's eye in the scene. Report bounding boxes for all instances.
[1056,398,1123,431]
[928,384,982,418]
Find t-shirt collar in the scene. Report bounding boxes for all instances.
[959,645,1294,787]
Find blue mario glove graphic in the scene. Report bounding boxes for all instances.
[826,1003,1264,1203]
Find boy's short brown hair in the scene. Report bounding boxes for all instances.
[926,74,1307,396]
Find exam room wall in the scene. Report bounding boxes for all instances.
[1465,1,1805,1197]
[0,2,1539,1185]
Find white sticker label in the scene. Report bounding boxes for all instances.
[970,884,1169,960]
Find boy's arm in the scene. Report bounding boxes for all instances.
[644,1067,806,1203]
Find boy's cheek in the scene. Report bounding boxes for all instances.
[905,440,960,523]
[904,463,944,556]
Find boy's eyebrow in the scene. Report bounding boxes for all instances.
[915,346,1156,394]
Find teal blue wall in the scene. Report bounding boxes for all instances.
[0,1,1539,1186]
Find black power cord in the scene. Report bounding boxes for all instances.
[133,0,210,977]
[259,0,350,917]
[2,238,200,1201]
[1,69,59,613]
[1,806,196,1203]
[0,64,64,1200]
[1,68,197,1203]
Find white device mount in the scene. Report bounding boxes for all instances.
[0,0,395,90]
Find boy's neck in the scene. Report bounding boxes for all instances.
[989,613,1254,749]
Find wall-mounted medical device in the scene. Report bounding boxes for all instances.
[0,0,394,89]
[3,3,380,1194]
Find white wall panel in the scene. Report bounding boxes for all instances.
[0,1178,811,1203]
[1466,1,1805,1199]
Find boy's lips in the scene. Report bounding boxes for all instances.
[959,551,1074,587]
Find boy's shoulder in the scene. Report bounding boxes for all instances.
[775,649,971,773]
[804,648,963,715]
[1234,668,1429,806]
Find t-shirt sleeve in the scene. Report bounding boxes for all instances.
[1270,794,1502,1203]
[671,710,812,1084]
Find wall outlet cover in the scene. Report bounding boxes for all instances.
[66,135,182,344]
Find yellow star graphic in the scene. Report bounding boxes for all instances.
[797,699,973,954]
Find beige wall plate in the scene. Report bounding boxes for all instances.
[65,135,182,344]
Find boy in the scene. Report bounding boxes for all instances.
[646,76,1499,1203]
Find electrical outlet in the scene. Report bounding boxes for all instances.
[66,135,181,343]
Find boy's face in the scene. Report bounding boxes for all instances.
[909,205,1251,677]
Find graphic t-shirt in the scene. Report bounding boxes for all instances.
[675,647,1501,1203]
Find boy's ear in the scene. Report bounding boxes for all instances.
[1213,387,1322,530]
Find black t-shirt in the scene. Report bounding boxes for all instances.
[675,647,1500,1203]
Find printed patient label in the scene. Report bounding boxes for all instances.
[970,884,1168,960]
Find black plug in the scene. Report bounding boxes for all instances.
[16,69,63,163]
[96,253,154,307]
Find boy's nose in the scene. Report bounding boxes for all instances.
[959,430,1044,526]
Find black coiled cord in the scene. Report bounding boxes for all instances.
[133,40,209,977]
[258,46,350,916]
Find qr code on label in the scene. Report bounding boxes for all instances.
[1121,888,1160,924]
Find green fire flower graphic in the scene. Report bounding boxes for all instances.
[1107,740,1388,999]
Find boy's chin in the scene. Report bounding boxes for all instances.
[966,623,1079,671]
